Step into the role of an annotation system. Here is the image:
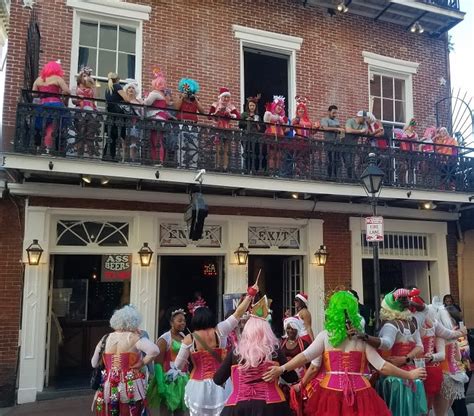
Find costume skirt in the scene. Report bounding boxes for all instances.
[221,400,292,416]
[147,363,189,412]
[305,385,391,416]
[441,373,465,401]
[424,364,443,397]
[184,378,232,416]
[377,375,427,416]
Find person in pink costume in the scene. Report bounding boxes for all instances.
[174,283,257,416]
[91,305,160,416]
[72,66,98,157]
[263,290,426,416]
[209,87,240,171]
[32,60,71,152]
[144,68,173,164]
[264,95,288,173]
[214,296,298,416]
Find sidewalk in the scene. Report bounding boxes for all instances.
[0,395,94,416]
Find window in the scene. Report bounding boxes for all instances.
[77,20,136,99]
[370,73,406,125]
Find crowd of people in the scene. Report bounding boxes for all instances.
[91,285,472,416]
[29,61,461,185]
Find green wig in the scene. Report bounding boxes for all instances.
[325,291,363,347]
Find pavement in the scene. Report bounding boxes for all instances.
[0,393,474,415]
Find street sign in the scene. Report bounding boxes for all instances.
[365,216,384,242]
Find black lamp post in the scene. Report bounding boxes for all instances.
[360,153,384,328]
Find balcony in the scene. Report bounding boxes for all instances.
[6,93,474,202]
[308,0,464,36]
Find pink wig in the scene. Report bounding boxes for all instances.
[151,68,167,91]
[234,316,279,369]
[40,61,64,81]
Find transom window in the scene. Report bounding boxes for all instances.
[77,19,137,99]
[56,220,129,246]
[370,72,406,125]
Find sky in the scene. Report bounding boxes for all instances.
[449,1,474,116]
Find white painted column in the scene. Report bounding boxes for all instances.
[428,228,450,298]
[130,214,158,341]
[224,219,249,294]
[305,219,325,334]
[349,217,364,302]
[17,206,50,404]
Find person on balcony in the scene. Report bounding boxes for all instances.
[366,112,386,149]
[144,69,174,165]
[174,78,206,169]
[291,96,314,178]
[320,105,345,178]
[72,66,99,158]
[344,110,368,179]
[239,94,262,173]
[105,72,131,161]
[394,118,418,186]
[434,127,458,190]
[174,283,257,416]
[209,87,240,171]
[264,95,288,175]
[123,79,143,163]
[263,290,426,416]
[33,60,71,153]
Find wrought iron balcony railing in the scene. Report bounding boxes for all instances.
[11,93,474,193]
[419,0,461,11]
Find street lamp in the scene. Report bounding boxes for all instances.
[26,239,44,265]
[314,245,328,266]
[234,243,250,265]
[360,153,384,328]
[138,242,154,267]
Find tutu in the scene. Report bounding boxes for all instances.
[147,363,189,411]
[441,373,465,401]
[377,375,427,416]
[305,384,391,416]
[424,364,443,396]
[184,378,232,416]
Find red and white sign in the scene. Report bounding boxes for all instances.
[365,216,384,242]
[102,254,132,281]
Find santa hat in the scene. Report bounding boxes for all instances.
[219,87,231,98]
[283,316,304,335]
[295,293,308,306]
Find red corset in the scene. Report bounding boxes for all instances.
[226,361,286,404]
[190,349,226,380]
[103,352,140,372]
[422,336,435,355]
[38,84,62,104]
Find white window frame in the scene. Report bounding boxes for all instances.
[68,0,150,97]
[362,51,419,127]
[233,25,303,118]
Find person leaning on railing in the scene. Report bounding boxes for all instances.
[320,105,345,179]
[344,110,369,179]
[32,60,71,153]
[434,127,458,190]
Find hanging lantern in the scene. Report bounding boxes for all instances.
[138,242,153,267]
[26,239,44,265]
[314,245,328,266]
[234,243,250,266]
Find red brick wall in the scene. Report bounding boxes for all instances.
[2,0,450,148]
[0,198,24,407]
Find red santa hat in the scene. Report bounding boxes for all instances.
[295,293,308,306]
[219,87,231,98]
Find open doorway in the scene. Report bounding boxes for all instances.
[244,48,289,117]
[363,259,430,315]
[248,255,303,337]
[47,255,130,389]
[158,256,224,336]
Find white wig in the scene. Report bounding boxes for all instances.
[110,305,142,331]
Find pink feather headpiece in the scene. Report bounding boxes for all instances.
[187,297,207,315]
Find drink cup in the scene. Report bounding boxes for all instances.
[459,321,465,330]
[414,358,425,368]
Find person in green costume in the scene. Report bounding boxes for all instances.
[148,308,189,416]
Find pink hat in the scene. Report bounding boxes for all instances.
[295,293,308,305]
[219,87,231,98]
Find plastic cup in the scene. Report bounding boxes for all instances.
[414,358,425,368]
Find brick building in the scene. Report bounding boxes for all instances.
[0,0,470,407]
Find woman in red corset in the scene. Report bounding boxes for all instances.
[174,283,257,416]
[91,305,160,416]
